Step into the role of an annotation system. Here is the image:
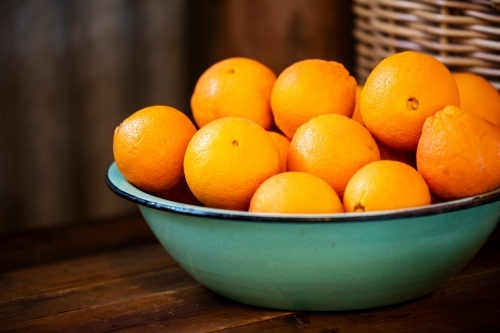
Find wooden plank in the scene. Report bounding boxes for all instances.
[0,214,154,273]
[224,0,355,74]
[0,242,174,301]
[187,0,355,90]
[216,270,500,333]
[1,284,292,333]
[128,0,190,115]
[3,265,499,333]
[0,266,197,326]
[67,0,137,222]
[0,0,77,234]
[0,0,21,235]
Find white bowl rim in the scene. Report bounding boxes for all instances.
[106,162,500,223]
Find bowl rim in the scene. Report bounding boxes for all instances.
[106,162,500,223]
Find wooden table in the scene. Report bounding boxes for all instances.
[1,214,499,332]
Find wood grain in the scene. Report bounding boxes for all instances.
[0,0,76,232]
[218,271,500,333]
[0,242,173,300]
[186,0,355,111]
[0,214,154,272]
[0,266,197,326]
[2,284,292,333]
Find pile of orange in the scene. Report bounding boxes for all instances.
[113,52,500,214]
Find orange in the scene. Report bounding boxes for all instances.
[190,57,276,130]
[453,72,500,126]
[267,131,291,173]
[271,59,357,139]
[351,85,364,125]
[417,105,500,201]
[361,51,460,151]
[287,114,380,197]
[343,160,431,212]
[113,105,197,194]
[375,138,416,168]
[155,177,202,206]
[184,117,280,210]
[491,121,500,133]
[249,172,343,214]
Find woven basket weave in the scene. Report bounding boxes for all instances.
[353,0,500,90]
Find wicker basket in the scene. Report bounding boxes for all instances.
[353,0,500,90]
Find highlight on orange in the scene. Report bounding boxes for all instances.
[249,172,344,214]
[190,57,276,130]
[271,59,357,139]
[417,105,500,201]
[343,160,431,212]
[361,51,460,151]
[351,85,364,125]
[453,72,500,126]
[267,131,291,173]
[287,113,380,198]
[184,117,280,211]
[113,105,197,194]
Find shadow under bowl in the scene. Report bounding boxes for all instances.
[106,162,500,311]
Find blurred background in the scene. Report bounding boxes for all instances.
[0,0,355,235]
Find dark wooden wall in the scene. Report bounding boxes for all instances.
[0,0,354,235]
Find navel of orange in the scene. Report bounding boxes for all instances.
[361,51,460,151]
[343,160,431,212]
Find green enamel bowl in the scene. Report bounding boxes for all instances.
[106,162,500,311]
